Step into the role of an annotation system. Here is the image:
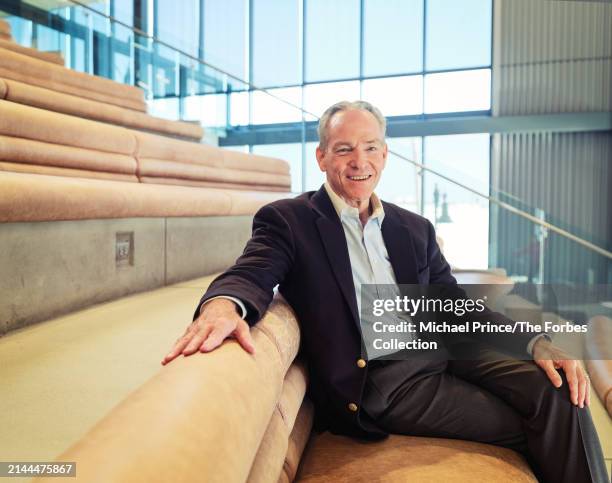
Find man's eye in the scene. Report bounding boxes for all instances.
[367,146,378,151]
[336,148,350,154]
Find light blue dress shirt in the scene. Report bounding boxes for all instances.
[323,183,416,358]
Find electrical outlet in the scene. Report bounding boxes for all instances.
[116,232,134,267]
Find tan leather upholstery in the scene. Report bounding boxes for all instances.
[139,176,289,192]
[0,100,290,191]
[0,162,138,182]
[35,295,301,483]
[0,48,146,111]
[0,172,287,221]
[223,149,291,175]
[137,158,291,187]
[0,39,64,64]
[296,433,537,482]
[0,19,10,36]
[248,361,309,483]
[585,315,612,416]
[0,78,203,140]
[279,400,315,483]
[0,135,137,174]
[28,284,539,482]
[135,132,289,175]
[0,101,137,155]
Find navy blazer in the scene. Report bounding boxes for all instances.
[196,186,534,439]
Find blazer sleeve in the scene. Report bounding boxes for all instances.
[193,203,296,326]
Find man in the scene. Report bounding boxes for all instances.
[162,101,606,482]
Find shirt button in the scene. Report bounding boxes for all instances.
[356,358,367,368]
[348,403,358,412]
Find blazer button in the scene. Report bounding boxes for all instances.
[356,358,367,368]
[348,402,358,412]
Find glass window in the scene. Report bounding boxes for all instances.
[378,137,422,213]
[203,0,247,87]
[110,1,133,84]
[252,143,302,192]
[305,0,360,82]
[362,76,423,116]
[303,81,360,121]
[183,93,228,128]
[252,0,301,87]
[147,98,180,120]
[424,69,490,113]
[111,1,134,36]
[423,133,490,269]
[426,0,492,71]
[364,0,423,77]
[230,91,250,126]
[251,87,302,125]
[156,0,199,58]
[304,141,326,191]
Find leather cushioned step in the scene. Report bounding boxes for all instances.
[0,39,64,65]
[0,47,146,111]
[0,171,290,221]
[0,78,203,140]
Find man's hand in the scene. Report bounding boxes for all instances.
[532,337,590,408]
[161,298,255,365]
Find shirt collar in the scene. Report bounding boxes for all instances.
[323,182,385,223]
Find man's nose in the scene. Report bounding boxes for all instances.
[349,149,368,170]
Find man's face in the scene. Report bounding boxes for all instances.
[316,109,387,206]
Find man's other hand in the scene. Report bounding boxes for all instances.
[532,338,590,408]
[161,298,255,365]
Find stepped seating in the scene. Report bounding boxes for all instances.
[0,47,204,140]
[0,46,146,112]
[0,78,203,140]
[0,25,203,141]
[0,17,10,41]
[0,100,290,201]
[0,32,292,333]
[0,37,64,64]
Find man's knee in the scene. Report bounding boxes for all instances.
[525,366,576,418]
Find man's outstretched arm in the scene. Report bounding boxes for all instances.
[161,203,296,365]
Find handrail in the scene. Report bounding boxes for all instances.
[387,150,612,260]
[41,0,612,260]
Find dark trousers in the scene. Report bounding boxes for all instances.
[360,343,608,483]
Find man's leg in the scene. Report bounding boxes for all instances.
[362,359,529,458]
[446,343,607,483]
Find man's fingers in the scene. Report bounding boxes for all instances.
[585,375,591,407]
[200,327,230,352]
[577,374,587,408]
[233,322,255,354]
[182,324,214,356]
[541,360,563,388]
[563,361,579,405]
[162,333,193,365]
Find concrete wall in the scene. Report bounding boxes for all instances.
[0,216,253,334]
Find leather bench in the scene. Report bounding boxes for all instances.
[33,294,537,483]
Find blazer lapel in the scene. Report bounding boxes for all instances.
[312,188,360,328]
[380,203,420,285]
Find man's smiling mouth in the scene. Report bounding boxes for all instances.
[347,175,372,181]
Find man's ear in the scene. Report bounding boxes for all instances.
[382,142,388,167]
[316,145,326,173]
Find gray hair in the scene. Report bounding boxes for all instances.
[317,100,386,151]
